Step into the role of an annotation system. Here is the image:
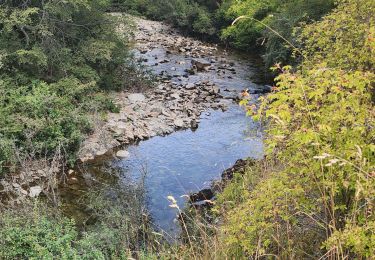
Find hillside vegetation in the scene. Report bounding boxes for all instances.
[0,0,140,175]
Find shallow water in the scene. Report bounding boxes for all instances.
[114,105,263,234]
[61,35,266,237]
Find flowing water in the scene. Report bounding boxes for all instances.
[60,22,268,237]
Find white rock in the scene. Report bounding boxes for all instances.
[128,93,146,103]
[29,186,42,198]
[174,118,184,128]
[116,150,130,158]
[96,149,107,156]
[12,183,21,188]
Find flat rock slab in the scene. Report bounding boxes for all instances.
[128,93,146,103]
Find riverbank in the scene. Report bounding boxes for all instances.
[1,14,265,239]
[78,17,269,163]
[1,16,266,205]
[63,17,266,234]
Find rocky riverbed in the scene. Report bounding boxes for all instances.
[1,17,266,229]
[67,18,266,233]
[78,81,229,162]
[78,17,269,163]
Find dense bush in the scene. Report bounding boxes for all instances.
[115,0,335,68]
[220,0,335,67]
[0,0,136,173]
[217,0,375,258]
[0,205,79,259]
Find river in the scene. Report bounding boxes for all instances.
[60,18,267,238]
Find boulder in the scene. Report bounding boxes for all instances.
[170,93,180,100]
[95,149,107,156]
[250,85,272,94]
[190,119,198,130]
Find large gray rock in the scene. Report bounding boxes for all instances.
[128,93,146,103]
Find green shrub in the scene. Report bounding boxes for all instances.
[0,1,140,173]
[0,206,79,259]
[218,0,375,258]
[220,0,334,67]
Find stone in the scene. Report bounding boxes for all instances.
[190,119,198,129]
[150,104,163,114]
[218,99,233,106]
[189,188,214,202]
[96,149,107,156]
[174,118,184,128]
[29,186,42,198]
[116,150,130,158]
[170,93,180,100]
[81,153,95,162]
[128,93,146,103]
[209,86,220,95]
[221,159,254,181]
[191,58,211,71]
[185,83,196,90]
